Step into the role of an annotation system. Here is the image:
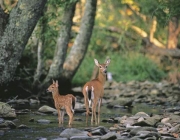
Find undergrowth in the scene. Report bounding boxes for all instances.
[72,51,167,86]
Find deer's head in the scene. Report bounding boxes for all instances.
[94,58,111,75]
[47,80,59,93]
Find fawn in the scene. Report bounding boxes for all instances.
[82,58,111,125]
[47,80,76,126]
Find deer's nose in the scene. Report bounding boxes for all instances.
[104,70,107,74]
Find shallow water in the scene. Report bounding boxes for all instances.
[1,103,163,140]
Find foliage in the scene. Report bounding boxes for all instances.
[7,0,177,88]
[72,51,166,86]
[72,56,94,86]
[153,0,180,25]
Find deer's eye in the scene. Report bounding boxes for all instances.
[99,65,102,68]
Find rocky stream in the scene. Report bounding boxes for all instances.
[0,80,180,140]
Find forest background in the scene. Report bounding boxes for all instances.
[0,0,180,98]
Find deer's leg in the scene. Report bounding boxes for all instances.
[60,108,65,124]
[85,97,90,125]
[66,107,73,126]
[94,100,98,125]
[57,109,61,126]
[97,98,102,125]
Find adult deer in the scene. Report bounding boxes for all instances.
[47,80,76,126]
[82,58,111,125]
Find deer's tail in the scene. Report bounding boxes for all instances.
[71,96,76,114]
[85,86,94,108]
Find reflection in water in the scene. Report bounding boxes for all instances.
[1,103,162,140]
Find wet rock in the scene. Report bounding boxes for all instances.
[37,119,52,124]
[34,111,47,116]
[17,124,29,129]
[0,130,4,136]
[90,126,108,136]
[36,137,47,140]
[0,118,4,124]
[59,128,89,138]
[136,131,161,139]
[174,111,180,115]
[168,124,180,133]
[52,138,68,140]
[0,102,16,118]
[16,109,30,115]
[101,132,117,140]
[16,99,29,105]
[0,120,16,129]
[126,124,140,131]
[30,98,40,104]
[38,105,57,114]
[29,118,34,122]
[161,136,177,140]
[130,127,157,136]
[133,115,162,127]
[121,117,135,126]
[70,135,93,140]
[161,117,170,124]
[134,112,150,118]
[102,118,118,123]
[75,102,84,109]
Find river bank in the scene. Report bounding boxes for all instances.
[0,80,180,140]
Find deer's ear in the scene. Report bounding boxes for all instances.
[52,79,55,84]
[55,80,59,87]
[105,58,111,66]
[94,59,99,67]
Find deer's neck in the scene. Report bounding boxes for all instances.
[97,71,106,85]
[52,89,61,100]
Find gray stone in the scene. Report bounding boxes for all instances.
[0,118,4,124]
[90,126,108,136]
[133,115,161,127]
[0,130,4,136]
[60,128,88,138]
[70,136,93,140]
[161,136,177,140]
[17,124,29,129]
[134,112,150,118]
[130,127,157,136]
[0,120,16,129]
[38,105,57,113]
[100,132,117,140]
[37,119,52,124]
[0,102,16,118]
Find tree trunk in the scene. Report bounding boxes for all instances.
[62,0,97,81]
[58,0,97,93]
[39,0,97,94]
[39,1,77,93]
[32,13,48,89]
[0,0,47,85]
[167,17,180,49]
[0,7,8,38]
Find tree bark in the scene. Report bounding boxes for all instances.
[32,12,48,89]
[150,17,157,43]
[40,1,77,91]
[62,0,97,80]
[0,7,8,38]
[167,17,180,49]
[0,0,47,84]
